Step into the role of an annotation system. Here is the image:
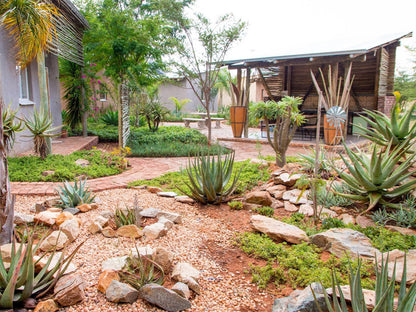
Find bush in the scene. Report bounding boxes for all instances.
[228,201,243,210]
[254,206,274,217]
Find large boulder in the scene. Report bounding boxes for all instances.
[54,274,86,307]
[245,191,273,206]
[34,209,61,226]
[272,283,328,312]
[14,212,34,225]
[40,231,69,252]
[376,249,416,284]
[310,228,380,259]
[106,280,139,303]
[273,172,302,187]
[140,283,191,311]
[250,215,309,244]
[282,189,310,204]
[59,219,80,242]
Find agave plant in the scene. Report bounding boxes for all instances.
[355,103,416,149]
[24,107,61,159]
[180,147,241,204]
[0,231,82,308]
[56,178,95,209]
[335,139,416,212]
[1,103,24,151]
[115,208,136,228]
[315,255,416,312]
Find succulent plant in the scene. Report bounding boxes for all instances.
[180,147,241,204]
[1,102,24,151]
[56,178,95,209]
[335,139,416,212]
[0,232,82,308]
[115,208,136,228]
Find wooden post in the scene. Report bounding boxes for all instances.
[244,67,251,138]
[237,68,242,94]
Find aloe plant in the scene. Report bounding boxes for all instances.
[335,139,416,213]
[0,232,82,308]
[355,103,416,149]
[115,208,136,228]
[56,178,95,209]
[24,107,61,159]
[180,147,241,204]
[1,103,24,151]
[315,255,416,312]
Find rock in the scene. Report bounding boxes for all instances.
[102,227,117,238]
[274,173,302,187]
[283,189,309,204]
[63,207,80,215]
[339,213,355,225]
[385,225,416,236]
[48,207,62,213]
[41,170,55,177]
[76,203,91,213]
[376,249,416,284]
[320,207,338,219]
[93,196,102,204]
[356,215,376,228]
[34,252,77,277]
[143,222,167,240]
[148,186,163,193]
[94,215,109,228]
[33,299,58,312]
[154,247,173,273]
[250,158,268,166]
[59,219,80,242]
[116,225,143,239]
[157,191,178,198]
[172,262,200,282]
[243,202,262,210]
[131,185,147,190]
[97,270,120,293]
[267,184,287,194]
[131,245,155,258]
[171,282,191,299]
[140,208,160,218]
[40,231,69,252]
[35,202,47,213]
[271,200,284,209]
[23,297,37,309]
[90,203,99,210]
[55,211,75,226]
[326,286,376,310]
[75,159,89,167]
[106,280,139,303]
[175,196,195,204]
[157,211,182,224]
[245,191,273,206]
[14,212,34,225]
[102,256,128,271]
[284,201,299,212]
[299,204,314,216]
[100,210,115,219]
[158,217,174,231]
[88,222,103,234]
[251,215,309,244]
[310,228,380,259]
[272,283,328,312]
[330,206,344,214]
[34,210,61,226]
[54,274,86,307]
[139,283,191,311]
[1,243,24,262]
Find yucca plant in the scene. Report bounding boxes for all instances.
[355,103,416,150]
[56,178,95,209]
[114,208,136,228]
[120,245,164,290]
[24,107,61,159]
[1,102,24,151]
[0,231,83,308]
[100,110,118,126]
[335,139,416,213]
[315,255,416,312]
[180,147,241,204]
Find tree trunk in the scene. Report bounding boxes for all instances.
[81,78,88,137]
[119,81,130,148]
[36,51,51,155]
[0,104,14,245]
[244,67,251,138]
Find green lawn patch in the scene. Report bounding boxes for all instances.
[8,150,126,182]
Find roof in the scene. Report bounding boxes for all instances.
[221,32,412,68]
[52,0,89,29]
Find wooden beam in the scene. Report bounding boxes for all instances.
[287,66,292,95]
[303,66,322,103]
[237,68,242,94]
[257,68,274,100]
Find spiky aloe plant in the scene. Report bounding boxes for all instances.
[180,147,241,204]
[315,255,416,312]
[355,103,416,149]
[56,178,95,209]
[335,139,416,213]
[0,231,83,308]
[1,102,24,151]
[115,208,136,228]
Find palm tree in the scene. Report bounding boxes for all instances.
[214,68,234,110]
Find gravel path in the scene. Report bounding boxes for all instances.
[16,189,271,312]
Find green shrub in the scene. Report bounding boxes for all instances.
[8,150,126,182]
[254,206,274,217]
[101,110,118,126]
[228,201,243,210]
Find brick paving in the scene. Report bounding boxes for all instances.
[11,122,365,196]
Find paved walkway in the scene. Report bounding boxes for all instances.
[11,122,362,196]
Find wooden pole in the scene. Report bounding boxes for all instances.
[237,68,242,94]
[257,68,273,100]
[244,67,251,138]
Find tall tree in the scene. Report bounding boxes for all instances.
[173,13,246,143]
[82,0,191,147]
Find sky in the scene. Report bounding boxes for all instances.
[190,0,416,73]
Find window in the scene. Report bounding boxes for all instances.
[17,66,34,105]
[99,85,107,101]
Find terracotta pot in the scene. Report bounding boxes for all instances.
[323,114,344,145]
[61,130,68,138]
[230,106,247,138]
